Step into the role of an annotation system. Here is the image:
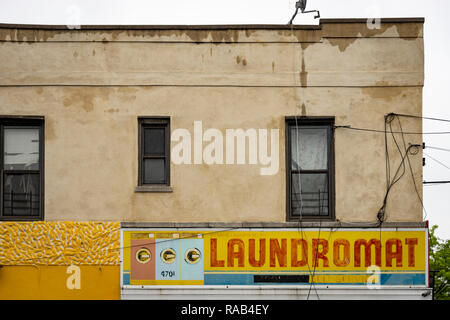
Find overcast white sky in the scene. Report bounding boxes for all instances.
[0,0,449,239]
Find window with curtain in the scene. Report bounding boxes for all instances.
[286,117,334,220]
[1,118,44,220]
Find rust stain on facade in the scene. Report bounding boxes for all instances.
[300,55,307,87]
[301,103,307,116]
[395,23,422,40]
[361,81,404,101]
[0,20,424,224]
[325,24,395,52]
[235,55,247,66]
[45,117,56,140]
[62,88,110,112]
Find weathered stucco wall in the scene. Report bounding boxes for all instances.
[0,20,424,223]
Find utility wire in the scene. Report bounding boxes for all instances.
[425,146,450,153]
[392,113,450,123]
[335,125,450,135]
[289,20,320,301]
[394,116,428,220]
[377,143,419,225]
[423,181,450,185]
[423,152,450,171]
[376,113,425,224]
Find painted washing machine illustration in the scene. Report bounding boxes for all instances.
[128,232,204,284]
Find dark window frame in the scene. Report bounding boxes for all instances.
[285,116,335,221]
[138,117,170,187]
[0,116,45,221]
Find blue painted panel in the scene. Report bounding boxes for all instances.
[155,239,181,281]
[205,274,311,285]
[123,273,130,285]
[204,273,427,286]
[205,273,254,285]
[381,273,426,285]
[180,238,204,281]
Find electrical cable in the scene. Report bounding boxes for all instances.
[377,143,420,226]
[394,116,428,221]
[26,113,435,264]
[425,146,450,152]
[389,113,450,222]
[392,113,450,123]
[336,111,450,135]
[307,210,322,300]
[341,113,444,223]
[288,6,300,25]
[423,152,450,171]
[378,115,395,240]
[385,115,392,194]
[335,125,450,135]
[423,181,450,185]
[289,21,320,301]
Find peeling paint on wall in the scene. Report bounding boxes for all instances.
[0,27,322,44]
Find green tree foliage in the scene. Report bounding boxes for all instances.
[429,225,450,300]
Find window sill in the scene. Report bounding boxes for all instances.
[135,185,173,193]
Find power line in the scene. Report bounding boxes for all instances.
[423,181,450,185]
[376,143,421,225]
[335,125,450,135]
[393,116,428,221]
[423,152,450,171]
[335,111,450,134]
[425,146,450,153]
[289,20,320,301]
[393,113,450,123]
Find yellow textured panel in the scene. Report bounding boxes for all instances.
[0,221,120,265]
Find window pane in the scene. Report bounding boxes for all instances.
[144,128,165,156]
[291,173,328,216]
[143,158,166,184]
[3,173,40,216]
[4,127,40,170]
[291,127,328,170]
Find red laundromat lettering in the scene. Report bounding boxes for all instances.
[209,237,419,268]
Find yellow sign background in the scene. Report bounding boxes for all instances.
[122,229,427,273]
[203,229,427,272]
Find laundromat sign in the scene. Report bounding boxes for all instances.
[121,229,428,286]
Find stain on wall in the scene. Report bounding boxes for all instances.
[236,55,247,66]
[361,81,404,101]
[0,21,424,224]
[62,88,110,112]
[323,23,422,52]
